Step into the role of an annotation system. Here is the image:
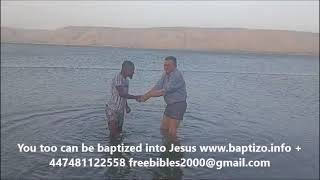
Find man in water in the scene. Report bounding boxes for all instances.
[106,61,139,137]
[138,56,187,140]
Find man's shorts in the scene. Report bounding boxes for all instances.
[164,101,187,120]
[105,104,124,131]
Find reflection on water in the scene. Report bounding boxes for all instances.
[105,136,132,179]
[104,132,184,180]
[155,138,184,180]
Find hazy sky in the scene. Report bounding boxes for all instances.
[1,1,319,33]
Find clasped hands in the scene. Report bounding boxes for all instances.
[135,95,148,103]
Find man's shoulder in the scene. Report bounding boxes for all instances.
[173,69,184,78]
[112,73,126,87]
[112,72,119,79]
[115,72,122,78]
[113,72,125,81]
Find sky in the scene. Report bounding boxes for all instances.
[1,1,319,33]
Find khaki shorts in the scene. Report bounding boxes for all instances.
[105,105,124,131]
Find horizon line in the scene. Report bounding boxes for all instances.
[2,25,319,34]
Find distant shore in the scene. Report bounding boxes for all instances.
[1,26,319,56]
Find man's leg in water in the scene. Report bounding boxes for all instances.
[106,106,120,137]
[164,101,187,142]
[167,116,180,142]
[161,115,170,130]
[108,119,120,137]
[160,115,170,136]
[117,111,125,133]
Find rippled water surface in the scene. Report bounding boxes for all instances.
[1,43,319,179]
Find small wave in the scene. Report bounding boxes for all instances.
[1,104,103,133]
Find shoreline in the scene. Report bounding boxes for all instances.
[2,42,319,57]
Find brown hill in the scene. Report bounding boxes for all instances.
[1,26,319,55]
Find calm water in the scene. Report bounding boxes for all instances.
[1,43,319,179]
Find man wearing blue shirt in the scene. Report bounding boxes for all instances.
[139,56,187,140]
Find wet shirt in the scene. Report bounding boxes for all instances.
[107,72,129,112]
[154,69,187,105]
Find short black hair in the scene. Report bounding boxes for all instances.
[122,60,135,69]
[165,56,177,66]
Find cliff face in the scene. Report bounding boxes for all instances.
[1,26,319,55]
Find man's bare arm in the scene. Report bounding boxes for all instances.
[116,86,138,99]
[140,87,165,102]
